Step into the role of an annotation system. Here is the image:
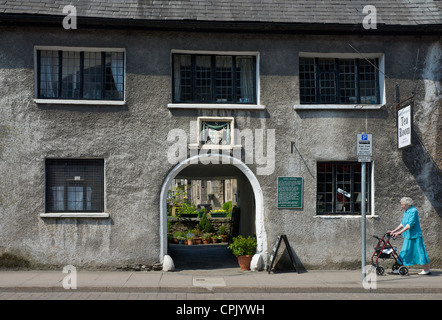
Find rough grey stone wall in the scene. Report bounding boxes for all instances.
[0,25,440,269]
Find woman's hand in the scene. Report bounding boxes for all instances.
[391,231,401,239]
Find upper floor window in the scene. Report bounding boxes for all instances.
[299,57,380,105]
[36,47,124,101]
[172,53,257,104]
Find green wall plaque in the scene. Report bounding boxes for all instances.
[277,177,303,208]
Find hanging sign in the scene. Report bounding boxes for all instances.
[398,105,412,149]
[277,177,303,208]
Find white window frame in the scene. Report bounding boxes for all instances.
[188,116,242,151]
[314,160,377,219]
[40,158,109,218]
[33,46,126,106]
[168,50,265,110]
[294,52,386,110]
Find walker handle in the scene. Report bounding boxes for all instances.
[386,232,397,240]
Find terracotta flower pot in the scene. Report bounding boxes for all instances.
[236,255,253,271]
[187,239,194,245]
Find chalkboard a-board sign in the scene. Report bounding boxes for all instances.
[267,234,299,274]
[277,177,303,208]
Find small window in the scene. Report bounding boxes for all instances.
[201,120,232,146]
[37,49,124,101]
[300,57,379,105]
[45,159,104,213]
[173,53,257,104]
[317,162,371,215]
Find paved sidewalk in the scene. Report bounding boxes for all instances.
[0,268,440,294]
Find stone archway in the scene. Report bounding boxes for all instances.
[159,154,267,270]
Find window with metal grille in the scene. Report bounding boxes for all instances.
[37,49,124,100]
[300,57,379,105]
[45,159,104,213]
[173,53,256,104]
[317,162,371,215]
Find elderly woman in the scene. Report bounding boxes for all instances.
[388,197,431,275]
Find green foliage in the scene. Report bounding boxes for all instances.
[180,202,197,215]
[218,224,228,235]
[222,201,233,213]
[228,236,257,257]
[173,231,186,240]
[198,213,213,233]
[202,233,212,240]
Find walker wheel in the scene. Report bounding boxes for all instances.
[392,262,400,271]
[399,266,408,276]
[376,266,385,276]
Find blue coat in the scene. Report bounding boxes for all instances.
[400,206,422,239]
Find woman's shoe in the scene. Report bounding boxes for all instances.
[418,270,431,275]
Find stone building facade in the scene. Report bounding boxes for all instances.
[0,1,441,270]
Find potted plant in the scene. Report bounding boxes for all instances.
[177,235,185,244]
[218,225,228,242]
[192,228,202,245]
[198,213,213,233]
[186,232,195,245]
[202,233,212,244]
[186,235,194,245]
[228,236,257,270]
[211,235,220,244]
[209,209,228,218]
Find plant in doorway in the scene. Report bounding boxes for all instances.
[202,233,212,244]
[228,236,257,271]
[218,224,228,242]
[186,232,195,245]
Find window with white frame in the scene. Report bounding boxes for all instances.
[36,48,124,101]
[316,162,371,215]
[172,53,257,104]
[45,159,104,213]
[299,56,381,105]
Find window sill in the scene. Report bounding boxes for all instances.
[34,99,126,106]
[314,215,378,219]
[293,104,384,110]
[168,103,266,110]
[40,213,110,218]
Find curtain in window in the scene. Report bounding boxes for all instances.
[40,51,59,98]
[51,186,64,211]
[111,53,124,95]
[201,122,230,145]
[236,57,254,103]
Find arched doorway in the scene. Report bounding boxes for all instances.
[159,154,267,270]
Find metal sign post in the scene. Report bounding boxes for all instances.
[361,161,366,283]
[357,132,372,283]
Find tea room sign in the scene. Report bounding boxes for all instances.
[398,105,412,149]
